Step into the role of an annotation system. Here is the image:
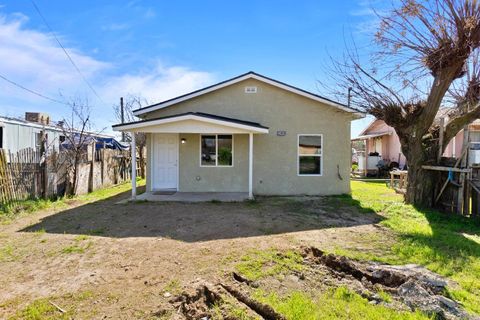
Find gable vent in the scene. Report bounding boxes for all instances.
[245,86,257,93]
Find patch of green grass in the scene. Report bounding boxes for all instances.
[376,289,393,303]
[235,249,304,281]
[10,298,71,320]
[86,228,106,236]
[245,199,260,207]
[74,235,89,241]
[33,228,46,235]
[0,244,15,262]
[253,286,430,320]
[1,198,61,218]
[163,279,181,294]
[0,179,146,221]
[212,296,260,320]
[335,181,480,314]
[7,290,96,320]
[61,235,92,254]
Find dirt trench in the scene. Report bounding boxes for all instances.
[159,246,475,320]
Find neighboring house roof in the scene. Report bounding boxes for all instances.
[132,71,365,118]
[356,107,480,140]
[61,136,129,150]
[113,112,269,134]
[0,115,114,138]
[0,115,64,132]
[351,132,392,141]
[358,118,382,136]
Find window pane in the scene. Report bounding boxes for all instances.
[217,135,233,166]
[299,156,321,175]
[470,131,480,142]
[201,135,216,166]
[299,135,322,155]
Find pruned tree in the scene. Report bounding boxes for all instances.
[60,100,93,196]
[113,95,148,178]
[327,0,480,206]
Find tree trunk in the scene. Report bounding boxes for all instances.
[405,160,435,207]
[400,134,437,207]
[139,146,145,179]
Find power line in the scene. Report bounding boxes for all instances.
[0,73,70,105]
[30,0,106,105]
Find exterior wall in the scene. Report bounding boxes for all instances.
[386,131,406,166]
[143,78,354,195]
[363,120,406,167]
[179,133,248,192]
[360,119,478,166]
[1,121,63,154]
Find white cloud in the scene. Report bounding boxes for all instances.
[349,0,385,35]
[99,63,216,106]
[101,23,130,31]
[0,13,109,98]
[143,8,156,19]
[0,12,216,131]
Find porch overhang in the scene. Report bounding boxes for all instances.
[112,112,269,134]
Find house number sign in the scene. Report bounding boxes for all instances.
[277,130,287,136]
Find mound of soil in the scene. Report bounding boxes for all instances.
[160,247,475,320]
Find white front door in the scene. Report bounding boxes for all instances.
[152,133,178,190]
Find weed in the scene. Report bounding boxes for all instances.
[11,298,71,320]
[253,287,430,320]
[235,249,303,281]
[376,289,393,303]
[33,228,46,235]
[163,279,181,294]
[87,227,106,235]
[61,237,92,254]
[212,295,259,320]
[0,179,146,222]
[74,235,89,241]
[0,244,15,262]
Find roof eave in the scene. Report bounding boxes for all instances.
[132,72,360,117]
[112,114,269,134]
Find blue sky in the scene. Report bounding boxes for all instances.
[0,0,376,135]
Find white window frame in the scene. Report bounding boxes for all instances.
[199,134,234,167]
[297,134,323,176]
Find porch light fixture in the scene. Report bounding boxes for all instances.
[181,138,186,144]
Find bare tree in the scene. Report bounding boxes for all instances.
[327,0,480,206]
[60,100,93,196]
[113,95,148,179]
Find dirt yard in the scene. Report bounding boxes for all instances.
[0,187,416,319]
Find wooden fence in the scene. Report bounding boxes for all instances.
[0,147,137,210]
[0,148,43,208]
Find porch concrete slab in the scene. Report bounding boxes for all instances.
[118,192,250,203]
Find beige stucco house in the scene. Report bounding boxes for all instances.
[113,72,364,200]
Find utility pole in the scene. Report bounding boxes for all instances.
[347,87,352,109]
[120,97,125,142]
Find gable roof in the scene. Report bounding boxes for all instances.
[112,112,269,134]
[132,71,365,118]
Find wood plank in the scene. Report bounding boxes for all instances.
[423,165,471,173]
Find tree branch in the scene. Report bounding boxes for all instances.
[443,102,480,149]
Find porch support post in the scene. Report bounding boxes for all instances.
[131,133,137,200]
[248,133,253,199]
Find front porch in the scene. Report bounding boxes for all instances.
[112,112,269,201]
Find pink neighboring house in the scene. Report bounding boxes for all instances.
[352,118,480,175]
